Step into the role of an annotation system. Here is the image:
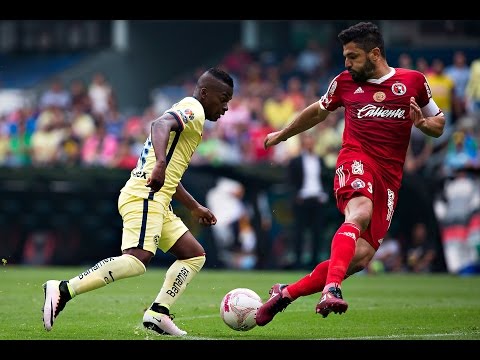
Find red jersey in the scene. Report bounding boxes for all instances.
[319,67,433,189]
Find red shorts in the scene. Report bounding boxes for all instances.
[333,158,398,250]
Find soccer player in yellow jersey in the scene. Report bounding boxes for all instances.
[42,67,234,336]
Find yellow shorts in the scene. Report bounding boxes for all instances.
[118,191,188,254]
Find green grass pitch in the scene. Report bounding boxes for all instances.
[1,265,480,340]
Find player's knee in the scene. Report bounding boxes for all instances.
[183,254,206,273]
[123,248,154,268]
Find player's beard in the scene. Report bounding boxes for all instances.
[350,58,376,83]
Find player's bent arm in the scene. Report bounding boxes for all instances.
[173,183,217,225]
[150,115,182,161]
[173,182,201,211]
[276,102,330,142]
[146,115,182,192]
[415,114,445,138]
[416,99,446,138]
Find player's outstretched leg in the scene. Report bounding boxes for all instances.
[42,280,72,331]
[315,286,348,318]
[143,304,187,336]
[255,283,291,326]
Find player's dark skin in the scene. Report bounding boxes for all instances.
[123,73,233,267]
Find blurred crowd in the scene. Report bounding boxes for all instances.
[2,41,480,274]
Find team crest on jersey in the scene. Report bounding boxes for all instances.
[391,82,406,96]
[183,108,195,121]
[351,160,364,175]
[373,92,386,102]
[351,178,365,190]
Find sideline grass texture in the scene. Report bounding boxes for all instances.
[1,265,480,340]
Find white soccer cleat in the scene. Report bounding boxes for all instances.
[143,309,187,336]
[42,280,69,331]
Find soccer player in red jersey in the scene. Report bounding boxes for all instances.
[255,22,445,326]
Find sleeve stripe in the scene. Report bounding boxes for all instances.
[166,111,185,131]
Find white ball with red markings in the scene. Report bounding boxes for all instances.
[220,288,263,331]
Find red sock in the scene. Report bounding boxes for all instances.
[324,222,360,290]
[286,260,330,300]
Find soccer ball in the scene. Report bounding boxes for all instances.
[220,288,263,331]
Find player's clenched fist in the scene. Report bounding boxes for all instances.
[264,131,283,149]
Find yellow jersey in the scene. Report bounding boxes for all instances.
[120,96,205,208]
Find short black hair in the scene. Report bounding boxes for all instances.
[338,22,385,59]
[207,67,234,89]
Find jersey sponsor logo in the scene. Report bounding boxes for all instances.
[132,169,147,179]
[351,178,365,190]
[78,257,116,280]
[166,266,190,298]
[391,82,406,95]
[354,86,364,94]
[373,91,386,102]
[357,104,406,119]
[153,234,159,247]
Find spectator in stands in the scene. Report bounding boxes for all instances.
[435,168,480,274]
[465,57,480,116]
[88,72,114,117]
[6,114,33,167]
[415,57,431,75]
[368,232,403,273]
[404,126,435,176]
[426,58,455,146]
[68,98,96,141]
[297,39,328,77]
[287,131,329,269]
[69,78,91,113]
[81,119,118,167]
[445,51,471,122]
[397,53,414,69]
[221,42,253,77]
[206,177,255,269]
[217,96,252,145]
[405,222,436,273]
[56,126,82,167]
[30,107,67,167]
[284,76,307,112]
[39,78,71,111]
[110,137,138,170]
[312,109,344,170]
[263,88,296,130]
[443,117,479,176]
